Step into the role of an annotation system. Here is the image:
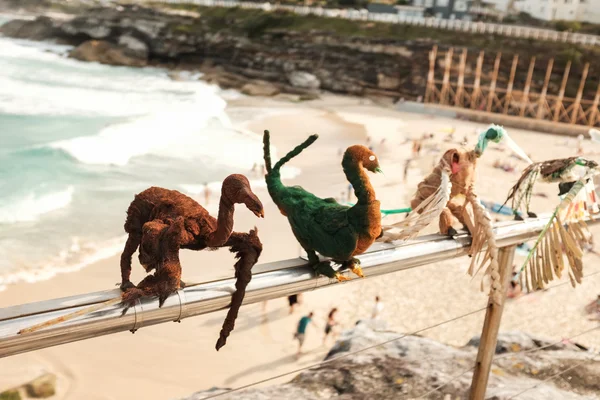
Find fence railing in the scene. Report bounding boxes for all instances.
[145,0,600,47]
[1,216,597,399]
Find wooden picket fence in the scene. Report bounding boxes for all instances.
[424,46,600,127]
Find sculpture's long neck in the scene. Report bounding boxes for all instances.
[207,197,234,247]
[343,157,375,204]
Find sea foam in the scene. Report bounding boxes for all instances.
[0,186,74,224]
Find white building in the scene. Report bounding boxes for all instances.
[513,0,600,23]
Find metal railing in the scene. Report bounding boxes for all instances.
[145,0,600,47]
[0,216,579,359]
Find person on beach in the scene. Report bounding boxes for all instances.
[294,312,314,357]
[323,308,339,345]
[204,182,211,205]
[584,295,600,320]
[507,268,522,299]
[288,294,301,314]
[371,296,384,320]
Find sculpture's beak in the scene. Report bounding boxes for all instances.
[375,167,384,175]
[253,209,265,218]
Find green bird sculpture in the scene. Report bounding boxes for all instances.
[263,130,383,281]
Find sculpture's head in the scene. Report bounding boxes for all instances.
[222,174,265,218]
[440,148,476,176]
[344,145,383,174]
[138,220,169,272]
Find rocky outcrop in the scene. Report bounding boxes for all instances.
[2,4,599,99]
[241,80,280,96]
[0,373,56,400]
[0,17,60,41]
[287,71,320,90]
[182,322,600,400]
[0,5,423,99]
[69,40,147,67]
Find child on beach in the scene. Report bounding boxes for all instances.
[294,312,314,357]
[323,308,339,346]
[371,296,384,320]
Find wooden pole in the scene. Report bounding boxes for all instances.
[553,61,571,122]
[486,52,502,112]
[519,57,535,117]
[471,51,484,110]
[425,45,438,103]
[589,82,600,127]
[441,48,454,105]
[503,55,518,114]
[455,48,467,107]
[536,58,554,119]
[571,62,589,124]
[469,245,517,400]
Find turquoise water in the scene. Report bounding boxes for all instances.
[0,33,265,288]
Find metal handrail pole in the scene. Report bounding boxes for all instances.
[0,216,594,358]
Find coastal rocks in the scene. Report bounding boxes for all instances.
[118,34,148,59]
[69,40,147,67]
[0,17,59,40]
[0,373,57,400]
[61,17,112,39]
[287,71,320,90]
[24,373,56,398]
[182,323,600,400]
[241,81,280,97]
[377,73,400,90]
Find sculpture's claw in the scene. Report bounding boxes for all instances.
[120,280,136,291]
[334,272,350,282]
[527,211,538,218]
[158,292,171,308]
[351,265,365,278]
[514,213,524,221]
[447,227,458,237]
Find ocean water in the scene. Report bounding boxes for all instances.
[0,30,281,290]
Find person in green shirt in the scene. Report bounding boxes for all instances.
[294,312,314,357]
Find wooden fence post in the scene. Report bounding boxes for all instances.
[503,55,518,114]
[553,61,571,122]
[589,82,600,127]
[571,63,590,124]
[486,52,502,112]
[519,57,535,117]
[469,245,517,400]
[455,48,467,107]
[425,45,438,103]
[471,51,484,110]
[536,58,554,119]
[441,48,454,105]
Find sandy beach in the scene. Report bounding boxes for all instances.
[1,94,600,400]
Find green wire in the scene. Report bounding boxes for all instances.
[346,203,412,215]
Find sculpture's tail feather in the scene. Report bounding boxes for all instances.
[216,229,263,351]
[264,131,319,172]
[263,130,318,208]
[263,130,273,173]
[381,170,451,242]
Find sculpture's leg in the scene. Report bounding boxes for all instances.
[120,274,158,316]
[305,248,349,282]
[439,207,457,236]
[449,202,475,236]
[120,233,141,290]
[336,258,364,278]
[215,229,263,351]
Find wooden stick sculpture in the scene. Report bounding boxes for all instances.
[503,157,600,292]
[263,130,383,282]
[381,125,530,304]
[19,174,264,351]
